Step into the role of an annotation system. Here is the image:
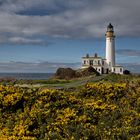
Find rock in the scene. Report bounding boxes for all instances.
[55,68,76,79]
[76,66,100,77]
[54,66,100,79]
[123,70,131,75]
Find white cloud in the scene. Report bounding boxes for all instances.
[0,0,139,44]
[0,61,81,73]
[9,37,43,45]
[0,61,139,73]
[116,49,140,56]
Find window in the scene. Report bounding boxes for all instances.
[89,60,93,66]
[120,68,122,72]
[114,68,115,72]
[102,61,104,65]
[98,60,100,65]
[84,60,86,64]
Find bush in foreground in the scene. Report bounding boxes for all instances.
[0,80,140,139]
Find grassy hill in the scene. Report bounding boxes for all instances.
[0,74,140,139]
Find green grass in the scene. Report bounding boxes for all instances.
[1,73,140,89]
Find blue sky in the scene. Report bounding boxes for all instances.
[0,0,139,73]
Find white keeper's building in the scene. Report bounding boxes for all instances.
[82,23,123,74]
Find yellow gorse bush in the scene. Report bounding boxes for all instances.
[0,86,23,107]
[0,80,139,139]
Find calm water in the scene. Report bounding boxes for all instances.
[0,73,54,80]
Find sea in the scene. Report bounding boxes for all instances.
[0,73,54,80]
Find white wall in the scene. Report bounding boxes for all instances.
[112,67,123,74]
[106,37,115,68]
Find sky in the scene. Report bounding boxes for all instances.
[0,0,139,73]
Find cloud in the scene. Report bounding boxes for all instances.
[0,61,139,73]
[8,37,47,45]
[116,49,140,56]
[0,0,88,13]
[0,61,81,73]
[121,63,140,73]
[0,0,139,45]
[0,1,139,73]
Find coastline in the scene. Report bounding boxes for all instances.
[0,72,54,80]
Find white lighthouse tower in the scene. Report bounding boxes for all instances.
[105,23,115,69]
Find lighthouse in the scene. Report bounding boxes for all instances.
[105,23,115,68]
[81,23,123,74]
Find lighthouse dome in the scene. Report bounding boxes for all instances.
[107,23,114,31]
[108,23,113,28]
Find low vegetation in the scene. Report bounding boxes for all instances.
[0,74,140,139]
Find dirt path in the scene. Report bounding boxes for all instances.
[45,75,107,89]
[15,75,107,89]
